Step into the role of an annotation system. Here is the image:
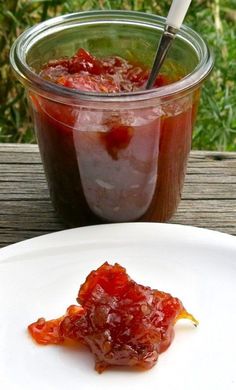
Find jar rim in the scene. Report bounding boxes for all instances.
[10,10,214,103]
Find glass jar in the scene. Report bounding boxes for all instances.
[10,11,213,226]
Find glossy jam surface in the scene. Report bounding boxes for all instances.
[28,263,198,373]
[40,48,173,93]
[30,48,199,225]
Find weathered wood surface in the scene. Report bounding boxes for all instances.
[0,144,236,248]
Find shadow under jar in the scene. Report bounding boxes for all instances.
[10,11,213,226]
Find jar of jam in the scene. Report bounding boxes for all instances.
[10,11,213,226]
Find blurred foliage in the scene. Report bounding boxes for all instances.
[0,0,235,149]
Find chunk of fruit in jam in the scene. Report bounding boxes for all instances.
[28,263,198,373]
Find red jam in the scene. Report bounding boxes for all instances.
[30,48,199,225]
[28,262,198,373]
[40,48,173,93]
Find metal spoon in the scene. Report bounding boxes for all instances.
[146,0,192,90]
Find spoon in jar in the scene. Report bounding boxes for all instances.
[146,0,192,90]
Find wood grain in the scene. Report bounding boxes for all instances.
[0,144,236,248]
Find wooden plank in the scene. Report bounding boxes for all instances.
[0,144,38,153]
[0,144,236,248]
[0,200,54,213]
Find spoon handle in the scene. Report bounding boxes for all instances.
[145,25,177,90]
[166,0,192,29]
[145,0,192,90]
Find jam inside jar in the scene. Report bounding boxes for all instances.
[11,11,213,225]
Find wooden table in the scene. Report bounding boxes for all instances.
[1,144,236,248]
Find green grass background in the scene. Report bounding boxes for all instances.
[0,0,236,150]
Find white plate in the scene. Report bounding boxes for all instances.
[0,223,236,390]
